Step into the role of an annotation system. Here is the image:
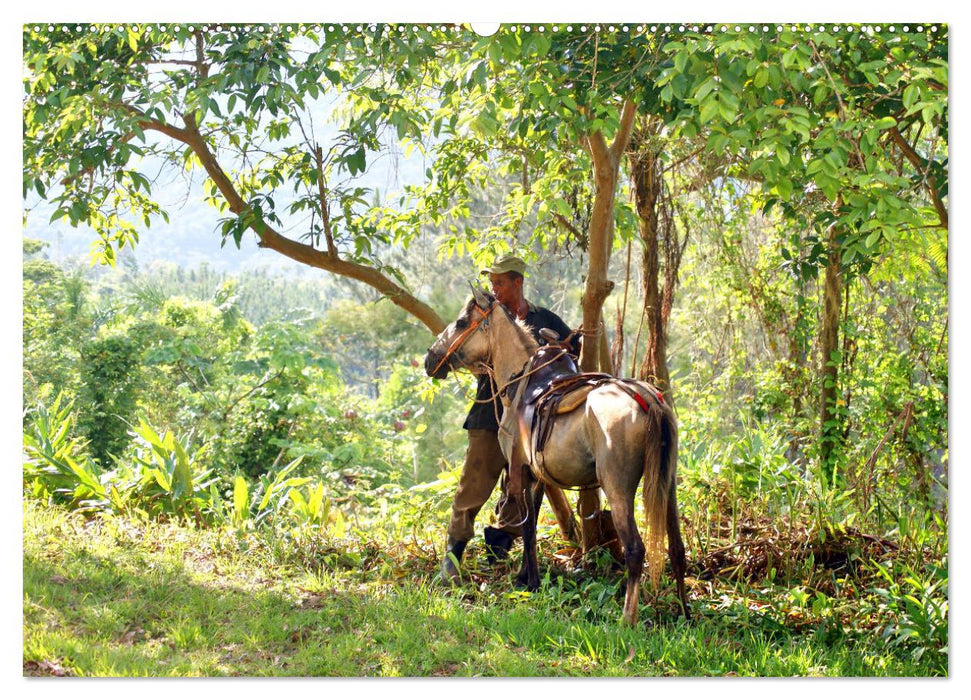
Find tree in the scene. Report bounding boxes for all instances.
[24,24,452,333]
[625,116,693,401]
[654,24,948,484]
[78,333,142,463]
[23,239,90,407]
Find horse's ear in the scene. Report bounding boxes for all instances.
[470,283,491,310]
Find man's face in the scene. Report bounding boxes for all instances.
[488,273,522,309]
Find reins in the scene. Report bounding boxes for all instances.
[476,346,572,404]
[434,299,578,431]
[429,303,494,377]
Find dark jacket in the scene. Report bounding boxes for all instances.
[463,301,579,431]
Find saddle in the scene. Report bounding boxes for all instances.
[502,334,666,493]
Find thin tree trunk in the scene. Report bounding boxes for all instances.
[819,224,843,487]
[578,100,636,374]
[609,242,633,375]
[628,121,675,402]
[576,100,637,553]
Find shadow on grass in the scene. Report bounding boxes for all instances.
[23,549,370,676]
[23,534,942,677]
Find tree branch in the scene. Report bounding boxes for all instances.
[193,30,210,80]
[551,212,583,241]
[98,102,446,334]
[314,145,337,257]
[888,126,948,230]
[609,99,638,163]
[221,369,286,422]
[586,130,610,172]
[809,40,866,170]
[160,117,447,334]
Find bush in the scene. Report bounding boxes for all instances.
[872,558,948,673]
[77,334,142,464]
[25,395,221,523]
[23,394,108,512]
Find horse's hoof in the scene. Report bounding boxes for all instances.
[514,576,539,592]
[483,526,515,565]
[434,538,467,585]
[434,564,461,586]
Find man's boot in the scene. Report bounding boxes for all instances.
[483,526,515,565]
[437,537,468,583]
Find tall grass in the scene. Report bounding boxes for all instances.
[23,498,945,676]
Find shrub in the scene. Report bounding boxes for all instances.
[23,393,109,512]
[77,334,142,464]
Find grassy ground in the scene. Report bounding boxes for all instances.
[22,498,941,677]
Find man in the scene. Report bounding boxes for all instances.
[440,253,580,582]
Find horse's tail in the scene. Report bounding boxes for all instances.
[642,399,678,588]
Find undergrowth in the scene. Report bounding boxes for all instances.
[22,395,948,677]
[23,496,946,677]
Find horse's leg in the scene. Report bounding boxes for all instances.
[667,483,691,620]
[544,485,579,542]
[605,492,644,626]
[577,489,602,553]
[515,473,545,590]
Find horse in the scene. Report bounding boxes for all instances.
[424,289,690,624]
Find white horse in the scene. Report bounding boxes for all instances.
[425,289,689,624]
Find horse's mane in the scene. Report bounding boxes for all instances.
[512,315,540,352]
[475,292,539,353]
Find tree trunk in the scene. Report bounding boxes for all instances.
[575,100,637,553]
[578,100,637,374]
[819,224,843,487]
[628,120,683,404]
[631,146,666,390]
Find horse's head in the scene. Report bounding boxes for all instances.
[424,287,496,379]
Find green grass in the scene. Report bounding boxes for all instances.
[22,498,942,677]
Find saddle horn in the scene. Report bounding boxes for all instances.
[538,328,560,344]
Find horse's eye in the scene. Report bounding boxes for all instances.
[455,318,468,330]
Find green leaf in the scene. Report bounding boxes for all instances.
[474,109,499,138]
[902,83,919,110]
[699,97,720,124]
[694,76,717,102]
[347,147,366,175]
[754,67,769,88]
[499,33,520,61]
[233,476,249,523]
[674,49,689,74]
[873,116,898,131]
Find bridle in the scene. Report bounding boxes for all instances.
[429,302,495,377]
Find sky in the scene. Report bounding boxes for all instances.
[22,79,432,275]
